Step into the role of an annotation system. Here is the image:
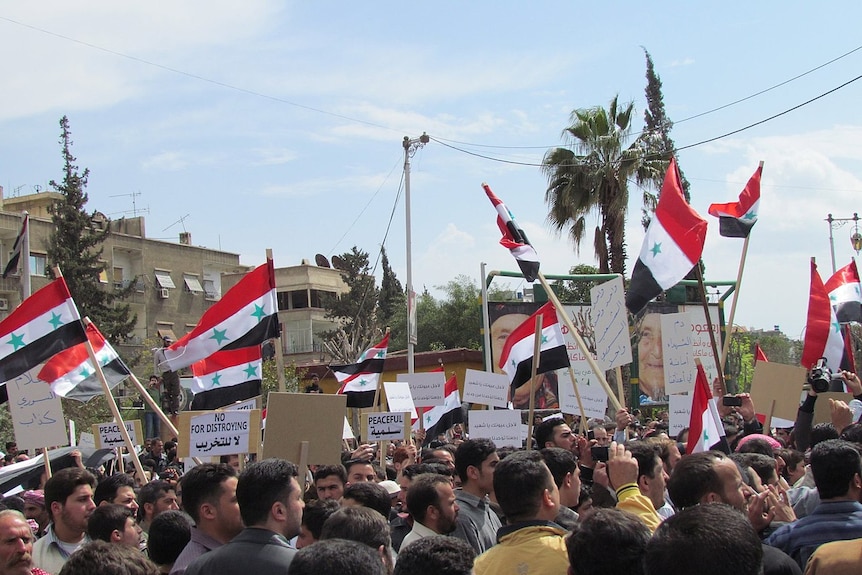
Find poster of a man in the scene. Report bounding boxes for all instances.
[633,304,678,405]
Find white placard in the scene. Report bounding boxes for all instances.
[343,417,355,440]
[397,372,445,407]
[94,421,141,449]
[669,394,693,436]
[383,382,418,419]
[7,370,68,451]
[559,361,610,419]
[364,412,408,441]
[189,410,252,458]
[462,369,510,408]
[78,432,96,451]
[682,305,721,386]
[590,277,633,370]
[469,410,523,448]
[661,312,696,395]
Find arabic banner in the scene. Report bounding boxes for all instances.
[469,410,523,448]
[661,312,695,396]
[93,420,143,449]
[396,372,445,407]
[383,382,418,419]
[7,369,68,451]
[590,277,632,371]
[362,411,409,442]
[178,409,261,458]
[462,368,510,408]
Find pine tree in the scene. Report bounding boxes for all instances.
[378,247,404,330]
[46,116,136,341]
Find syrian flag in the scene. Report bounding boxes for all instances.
[2,214,28,279]
[190,346,262,411]
[0,278,87,405]
[686,362,730,455]
[483,183,540,282]
[755,343,769,363]
[414,373,462,445]
[498,302,569,397]
[707,163,762,238]
[333,333,389,408]
[802,260,846,371]
[626,158,708,315]
[160,259,279,372]
[37,322,130,402]
[825,260,862,323]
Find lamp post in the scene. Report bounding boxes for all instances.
[826,213,861,274]
[403,133,429,374]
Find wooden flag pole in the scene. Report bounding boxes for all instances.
[371,327,391,412]
[719,230,751,371]
[537,272,622,411]
[525,314,543,450]
[566,366,589,433]
[265,249,287,393]
[695,265,727,396]
[42,450,52,480]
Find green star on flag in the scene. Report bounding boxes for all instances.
[742,211,756,221]
[210,328,229,345]
[358,378,369,387]
[48,312,64,329]
[7,333,25,350]
[244,363,258,378]
[650,242,662,257]
[251,304,266,321]
[210,373,222,387]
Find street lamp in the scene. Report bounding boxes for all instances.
[826,213,861,273]
[403,133,429,374]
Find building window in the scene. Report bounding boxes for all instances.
[154,271,175,289]
[29,254,47,277]
[276,291,290,311]
[309,289,336,308]
[183,275,204,293]
[290,290,309,309]
[203,279,219,300]
[156,325,177,342]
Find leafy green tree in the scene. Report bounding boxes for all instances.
[550,264,602,303]
[543,97,664,275]
[378,247,405,337]
[725,328,803,393]
[46,116,136,341]
[261,358,302,407]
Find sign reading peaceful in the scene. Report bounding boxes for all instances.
[661,312,695,395]
[469,410,523,448]
[383,382,418,419]
[396,372,445,407]
[7,369,68,451]
[590,276,632,371]
[363,411,409,442]
[93,420,143,449]
[179,409,261,458]
[462,369,510,408]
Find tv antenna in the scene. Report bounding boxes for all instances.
[109,191,149,217]
[163,214,191,233]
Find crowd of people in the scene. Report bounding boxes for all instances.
[1,370,862,574]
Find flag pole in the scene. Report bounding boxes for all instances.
[42,449,51,480]
[265,249,287,393]
[525,314,543,450]
[21,212,31,299]
[537,272,622,411]
[566,367,589,433]
[371,327,391,411]
[719,234,749,372]
[695,265,726,396]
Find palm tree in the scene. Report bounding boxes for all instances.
[542,96,664,275]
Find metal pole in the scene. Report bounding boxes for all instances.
[402,134,429,375]
[827,213,837,274]
[480,262,492,371]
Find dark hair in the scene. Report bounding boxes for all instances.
[344,459,375,478]
[839,422,862,445]
[301,499,340,541]
[237,459,298,526]
[666,451,726,510]
[534,418,567,449]
[94,473,137,507]
[492,451,554,522]
[810,439,862,499]
[320,505,392,575]
[539,447,578,488]
[402,463,442,481]
[627,442,662,481]
[394,535,475,575]
[288,538,386,575]
[810,423,839,448]
[58,540,158,575]
[736,437,775,458]
[567,508,650,575]
[178,463,237,523]
[313,464,347,485]
[343,481,392,519]
[147,510,192,566]
[735,452,777,486]
[87,504,134,542]
[45,467,97,519]
[406,474,450,524]
[644,504,762,575]
[137,480,174,522]
[454,439,497,483]
[776,448,805,478]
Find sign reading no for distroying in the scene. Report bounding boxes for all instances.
[189,410,253,458]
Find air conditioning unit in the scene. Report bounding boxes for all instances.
[0,298,8,311]
[158,288,170,299]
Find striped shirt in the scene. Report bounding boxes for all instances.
[764,500,862,569]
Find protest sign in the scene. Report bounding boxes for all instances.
[590,276,632,371]
[362,411,409,442]
[558,360,609,419]
[93,420,143,449]
[462,369,509,408]
[750,362,806,424]
[219,396,261,411]
[7,370,67,451]
[343,417,355,440]
[469,410,523,448]
[383,382,418,419]
[261,393,345,466]
[669,394,693,436]
[178,409,261,459]
[661,312,695,395]
[397,372,445,407]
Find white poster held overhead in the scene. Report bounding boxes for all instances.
[343,417,355,440]
[383,382,418,419]
[396,372,445,407]
[93,420,143,449]
[363,412,409,442]
[661,312,696,395]
[7,370,68,451]
[189,410,253,458]
[669,394,693,436]
[462,369,510,408]
[559,360,609,419]
[590,277,633,371]
[469,410,523,448]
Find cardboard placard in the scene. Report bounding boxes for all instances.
[590,276,632,370]
[661,312,695,395]
[93,420,143,449]
[178,409,261,458]
[558,361,609,419]
[220,396,261,411]
[362,411,409,442]
[669,394,693,436]
[813,391,855,425]
[750,362,806,423]
[261,393,346,466]
[469,410,523,448]
[383,382,418,419]
[7,370,68,451]
[397,372,445,407]
[462,369,510,408]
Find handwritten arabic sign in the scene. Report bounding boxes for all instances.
[668,394,693,436]
[590,277,632,370]
[462,369,510,408]
[559,362,609,419]
[469,410,523,448]
[661,312,695,395]
[178,409,261,458]
[681,305,721,386]
[383,382,418,419]
[362,411,409,442]
[93,420,143,449]
[7,370,68,451]
[397,372,445,407]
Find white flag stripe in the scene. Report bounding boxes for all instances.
[191,359,261,393]
[638,221,694,290]
[48,345,116,397]
[0,298,80,361]
[502,324,564,384]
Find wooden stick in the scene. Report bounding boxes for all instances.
[525,314,543,450]
[720,234,750,371]
[298,441,309,489]
[537,272,623,411]
[42,449,51,480]
[615,366,626,409]
[116,447,124,473]
[566,367,588,431]
[265,249,286,393]
[695,265,726,396]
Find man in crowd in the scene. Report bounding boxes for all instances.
[342,482,392,519]
[148,511,192,575]
[401,474,460,550]
[534,417,575,451]
[394,536,475,575]
[296,499,339,549]
[0,510,50,575]
[453,439,501,553]
[86,505,142,548]
[627,442,669,515]
[186,459,303,574]
[55,540,157,575]
[319,506,394,574]
[313,465,346,502]
[345,459,377,485]
[473,451,568,575]
[171,463,243,575]
[287,539,386,575]
[137,481,179,535]
[21,491,49,539]
[540,447,581,530]
[567,508,650,575]
[94,474,139,514]
[32,468,97,574]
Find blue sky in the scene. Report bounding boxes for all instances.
[1,2,861,340]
